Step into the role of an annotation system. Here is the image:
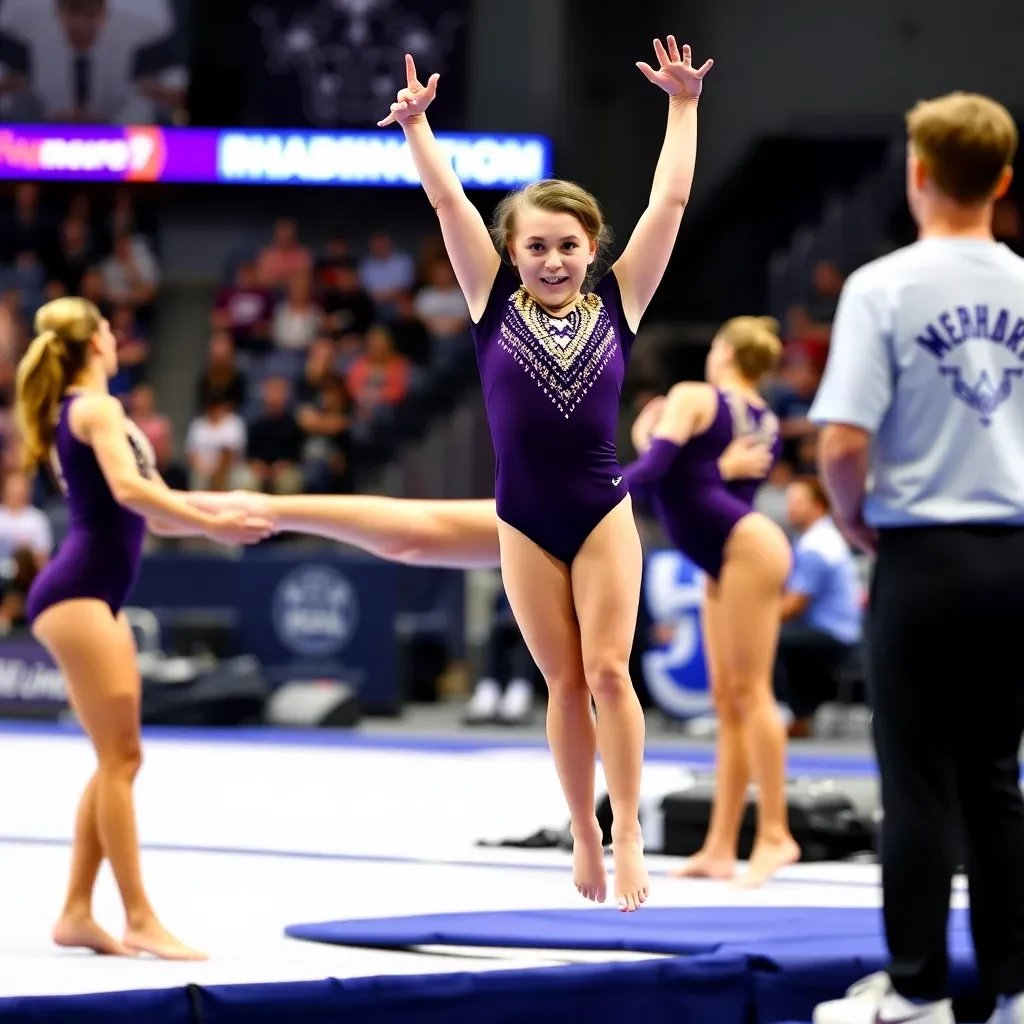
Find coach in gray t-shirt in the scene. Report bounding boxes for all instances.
[809,93,1024,1024]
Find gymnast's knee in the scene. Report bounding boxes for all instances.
[93,700,143,780]
[718,676,774,722]
[544,672,590,709]
[583,658,634,706]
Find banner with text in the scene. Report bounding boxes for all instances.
[0,125,551,188]
[0,637,66,718]
[641,549,710,721]
[129,552,400,714]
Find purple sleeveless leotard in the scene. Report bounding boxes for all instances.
[26,394,150,623]
[629,388,781,580]
[472,263,635,565]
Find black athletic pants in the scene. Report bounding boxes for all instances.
[871,526,1024,1001]
[773,621,854,720]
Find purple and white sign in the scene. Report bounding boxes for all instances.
[0,638,67,718]
[0,125,552,189]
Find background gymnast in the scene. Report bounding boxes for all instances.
[15,298,271,960]
[369,38,712,912]
[625,316,799,887]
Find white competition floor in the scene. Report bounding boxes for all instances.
[0,722,963,1001]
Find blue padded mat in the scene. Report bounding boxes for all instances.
[286,905,973,961]
[286,906,981,1023]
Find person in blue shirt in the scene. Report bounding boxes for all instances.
[810,92,1024,1024]
[774,476,862,738]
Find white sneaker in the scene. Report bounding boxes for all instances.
[498,678,534,725]
[812,972,954,1024]
[463,678,501,725]
[991,992,1024,1024]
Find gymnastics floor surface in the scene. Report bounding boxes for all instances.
[0,721,980,1023]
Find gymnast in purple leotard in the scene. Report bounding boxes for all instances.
[14,298,270,961]
[378,39,712,911]
[625,315,800,887]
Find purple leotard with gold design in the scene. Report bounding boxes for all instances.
[472,263,635,565]
[26,394,152,622]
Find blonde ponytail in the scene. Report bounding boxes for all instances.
[718,315,784,383]
[14,332,67,474]
[13,297,102,475]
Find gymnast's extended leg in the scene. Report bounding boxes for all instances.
[190,492,500,569]
[33,601,205,960]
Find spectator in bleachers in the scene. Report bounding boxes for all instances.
[212,260,274,352]
[774,476,863,739]
[0,469,52,567]
[241,376,304,495]
[257,217,312,288]
[994,196,1023,256]
[0,288,27,366]
[390,290,432,365]
[754,460,796,535]
[414,258,469,339]
[346,323,410,421]
[804,259,845,326]
[78,265,108,315]
[196,329,247,413]
[185,394,247,492]
[0,546,40,632]
[767,351,821,468]
[108,303,148,397]
[296,372,351,493]
[315,232,355,291]
[272,271,323,352]
[127,384,173,475]
[2,184,50,264]
[99,229,159,310]
[359,230,415,306]
[296,337,336,401]
[322,260,375,337]
[47,212,95,295]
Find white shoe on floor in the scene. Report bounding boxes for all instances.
[463,678,501,725]
[812,972,954,1024]
[498,678,534,725]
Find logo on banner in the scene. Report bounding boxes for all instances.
[272,564,358,657]
[641,550,710,720]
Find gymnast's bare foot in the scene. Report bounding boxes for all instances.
[124,920,207,961]
[53,913,131,956]
[731,835,801,889]
[571,818,607,903]
[611,825,649,913]
[670,848,737,880]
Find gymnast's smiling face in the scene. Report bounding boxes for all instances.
[509,206,597,314]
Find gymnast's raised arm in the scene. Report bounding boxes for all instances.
[378,54,500,322]
[612,37,712,332]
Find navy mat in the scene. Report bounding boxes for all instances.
[286,906,982,1023]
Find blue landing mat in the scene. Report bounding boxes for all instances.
[286,906,982,1023]
[0,960,750,1024]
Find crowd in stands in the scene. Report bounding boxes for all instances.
[186,217,471,499]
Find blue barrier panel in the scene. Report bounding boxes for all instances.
[641,549,710,721]
[0,635,65,718]
[128,550,400,713]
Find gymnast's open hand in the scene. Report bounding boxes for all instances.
[377,54,440,127]
[204,509,274,546]
[718,436,772,480]
[636,37,713,101]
